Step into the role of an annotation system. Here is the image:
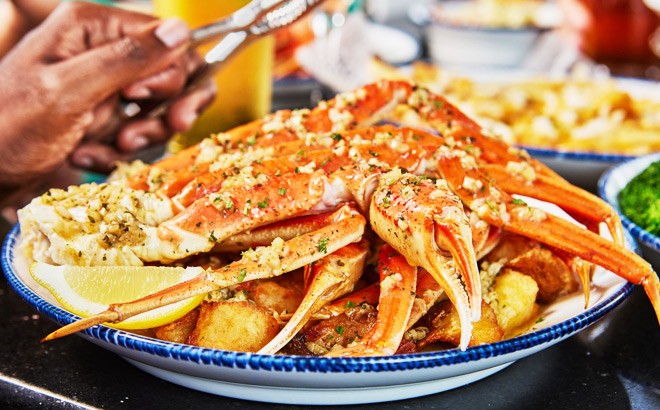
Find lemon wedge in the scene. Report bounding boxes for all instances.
[29,262,205,330]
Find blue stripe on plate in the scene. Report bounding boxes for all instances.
[2,224,635,373]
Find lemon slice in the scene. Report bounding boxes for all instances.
[30,262,205,330]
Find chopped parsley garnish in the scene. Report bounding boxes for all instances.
[316,237,329,253]
[238,268,247,282]
[278,187,286,195]
[258,197,270,209]
[485,199,499,214]
[226,198,234,209]
[344,301,356,309]
[335,326,345,335]
[208,231,217,243]
[331,133,343,141]
[512,198,527,206]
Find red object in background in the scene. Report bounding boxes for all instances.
[579,0,659,64]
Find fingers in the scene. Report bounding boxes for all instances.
[72,79,213,173]
[116,119,170,152]
[69,142,132,174]
[122,50,203,100]
[72,116,173,171]
[55,17,191,106]
[166,80,217,132]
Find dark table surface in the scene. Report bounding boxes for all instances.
[2,82,660,410]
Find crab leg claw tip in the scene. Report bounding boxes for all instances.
[42,311,119,342]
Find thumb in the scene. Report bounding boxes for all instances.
[56,18,190,106]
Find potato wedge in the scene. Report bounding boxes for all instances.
[187,301,280,352]
[155,307,200,344]
[492,269,539,335]
[505,248,579,304]
[417,300,504,349]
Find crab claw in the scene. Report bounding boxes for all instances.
[258,241,369,355]
[369,169,480,350]
[326,245,418,357]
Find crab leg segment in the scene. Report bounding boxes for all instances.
[215,210,348,253]
[173,148,353,210]
[369,170,480,350]
[326,245,417,357]
[504,203,660,322]
[42,205,367,341]
[436,154,660,322]
[155,170,327,261]
[258,241,369,355]
[479,164,625,246]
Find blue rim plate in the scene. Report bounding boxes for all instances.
[2,215,635,405]
[523,146,634,163]
[599,152,660,268]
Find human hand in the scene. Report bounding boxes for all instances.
[0,1,215,187]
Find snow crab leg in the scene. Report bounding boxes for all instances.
[370,170,481,349]
[258,241,369,355]
[326,245,418,357]
[42,205,367,341]
[435,154,660,322]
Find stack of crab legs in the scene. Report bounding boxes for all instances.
[38,80,659,354]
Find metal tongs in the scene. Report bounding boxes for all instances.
[122,0,325,120]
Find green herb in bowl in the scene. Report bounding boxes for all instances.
[618,161,660,236]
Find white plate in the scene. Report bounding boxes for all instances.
[2,213,634,405]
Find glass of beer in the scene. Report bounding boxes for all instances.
[152,0,274,151]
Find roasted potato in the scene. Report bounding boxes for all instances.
[155,307,200,344]
[491,269,539,335]
[505,247,579,304]
[187,301,280,352]
[417,300,504,349]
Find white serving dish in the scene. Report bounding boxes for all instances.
[408,1,561,68]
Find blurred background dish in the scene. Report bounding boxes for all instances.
[570,0,659,78]
[408,0,562,68]
[599,152,660,269]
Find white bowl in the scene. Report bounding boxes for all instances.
[599,152,660,269]
[425,24,546,68]
[408,1,561,68]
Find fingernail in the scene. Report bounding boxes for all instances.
[155,18,189,48]
[183,111,198,130]
[130,135,149,150]
[125,85,151,99]
[74,156,94,168]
